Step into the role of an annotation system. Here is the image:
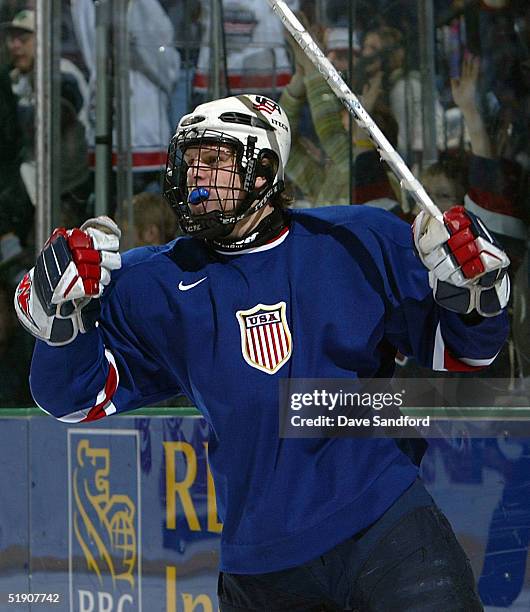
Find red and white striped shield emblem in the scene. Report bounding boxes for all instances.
[252,96,280,115]
[236,302,292,374]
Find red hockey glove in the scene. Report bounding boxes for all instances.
[413,206,510,317]
[14,216,121,345]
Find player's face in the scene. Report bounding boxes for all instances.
[184,144,244,216]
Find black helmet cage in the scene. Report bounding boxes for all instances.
[164,127,283,239]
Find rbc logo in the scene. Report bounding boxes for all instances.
[69,431,141,611]
[77,591,133,612]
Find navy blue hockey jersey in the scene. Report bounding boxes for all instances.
[30,206,509,573]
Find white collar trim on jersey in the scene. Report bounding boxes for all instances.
[214,227,290,255]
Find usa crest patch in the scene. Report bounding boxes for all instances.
[236,302,292,374]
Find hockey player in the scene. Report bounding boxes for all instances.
[15,94,509,610]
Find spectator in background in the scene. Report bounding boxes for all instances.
[325,25,362,78]
[0,275,33,406]
[399,54,526,380]
[0,39,32,261]
[70,0,181,191]
[478,0,530,177]
[120,192,179,249]
[161,0,202,128]
[458,0,530,381]
[358,25,444,165]
[419,53,526,247]
[420,153,467,214]
[454,53,526,381]
[2,9,91,226]
[0,0,32,21]
[193,0,299,100]
[358,26,417,156]
[435,55,525,262]
[280,21,402,213]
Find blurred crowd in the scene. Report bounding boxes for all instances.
[0,0,529,405]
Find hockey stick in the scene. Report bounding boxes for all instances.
[267,0,443,220]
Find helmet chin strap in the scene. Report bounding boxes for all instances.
[232,180,284,223]
[207,203,288,251]
[185,180,284,241]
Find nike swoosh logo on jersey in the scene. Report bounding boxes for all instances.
[178,277,207,291]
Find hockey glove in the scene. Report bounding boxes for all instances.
[14,216,121,346]
[413,205,510,317]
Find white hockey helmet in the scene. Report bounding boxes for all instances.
[164,94,291,239]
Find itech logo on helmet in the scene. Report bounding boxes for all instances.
[252,96,280,115]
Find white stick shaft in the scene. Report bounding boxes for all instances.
[267,0,443,220]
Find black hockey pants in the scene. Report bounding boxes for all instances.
[217,481,483,611]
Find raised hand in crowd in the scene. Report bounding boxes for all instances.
[450,53,480,111]
[360,70,383,114]
[351,71,383,147]
[451,54,493,159]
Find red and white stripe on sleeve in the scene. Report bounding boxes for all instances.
[432,322,498,372]
[38,349,119,423]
